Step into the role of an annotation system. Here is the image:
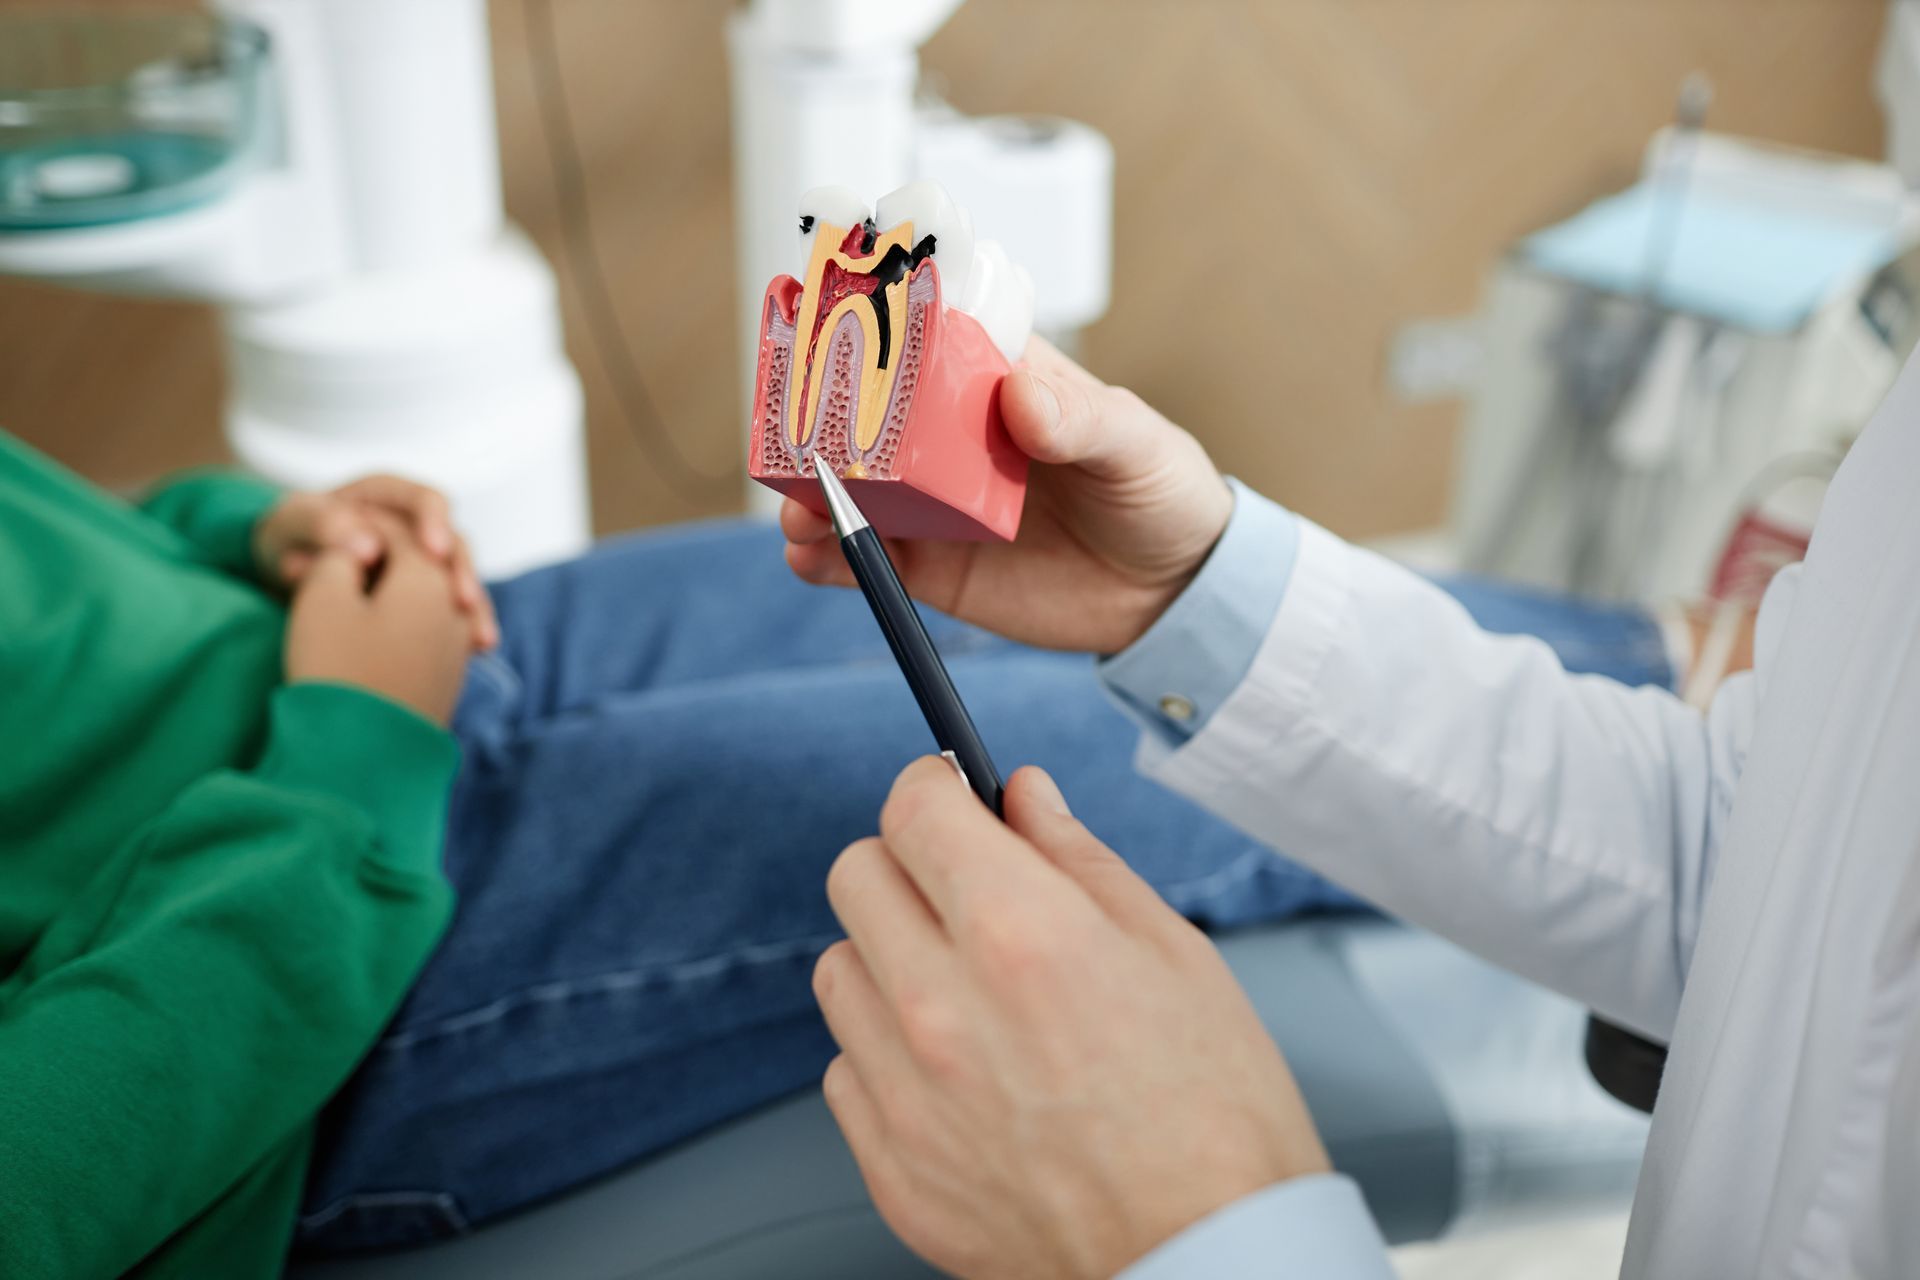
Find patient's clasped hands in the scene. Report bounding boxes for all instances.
[266,476,494,726]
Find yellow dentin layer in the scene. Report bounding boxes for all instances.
[786,220,916,456]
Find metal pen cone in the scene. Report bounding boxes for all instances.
[812,458,870,537]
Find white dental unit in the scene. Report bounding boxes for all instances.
[0,0,586,576]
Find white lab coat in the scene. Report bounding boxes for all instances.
[1140,352,1920,1276]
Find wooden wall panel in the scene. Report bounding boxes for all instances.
[0,0,1890,537]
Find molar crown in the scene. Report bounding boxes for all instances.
[872,180,1034,362]
[779,181,1036,475]
[876,180,974,307]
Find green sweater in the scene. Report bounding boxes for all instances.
[0,434,460,1278]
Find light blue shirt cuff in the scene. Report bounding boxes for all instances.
[1098,478,1300,745]
[1119,1175,1394,1280]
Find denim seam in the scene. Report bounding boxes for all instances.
[298,1188,471,1235]
[376,930,843,1054]
[1154,846,1273,911]
[468,651,523,700]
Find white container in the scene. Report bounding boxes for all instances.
[915,112,1112,335]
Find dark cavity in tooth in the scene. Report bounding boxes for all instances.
[803,233,940,378]
[862,234,938,371]
[799,214,815,235]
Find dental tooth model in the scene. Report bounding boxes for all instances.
[749,181,1036,541]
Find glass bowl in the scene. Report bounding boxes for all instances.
[0,9,271,230]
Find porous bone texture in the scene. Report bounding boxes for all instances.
[756,267,931,480]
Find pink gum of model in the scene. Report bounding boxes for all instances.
[746,264,1028,542]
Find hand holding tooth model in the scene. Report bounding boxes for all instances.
[784,333,1235,656]
[751,182,1037,541]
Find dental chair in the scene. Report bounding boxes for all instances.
[292,917,1649,1279]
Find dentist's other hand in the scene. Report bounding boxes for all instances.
[815,759,1328,1280]
[256,474,497,650]
[783,338,1233,654]
[284,519,475,726]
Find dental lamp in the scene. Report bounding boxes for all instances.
[0,1,586,575]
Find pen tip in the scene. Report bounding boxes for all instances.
[812,454,868,536]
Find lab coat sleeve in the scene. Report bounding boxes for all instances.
[1138,518,1762,1042]
[1100,478,1302,747]
[1118,1175,1395,1279]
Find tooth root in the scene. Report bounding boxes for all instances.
[789,186,872,451]
[797,185,872,276]
[960,239,1036,362]
[875,179,973,308]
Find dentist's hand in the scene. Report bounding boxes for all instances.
[815,759,1329,1280]
[783,338,1233,655]
[256,474,497,650]
[284,519,476,726]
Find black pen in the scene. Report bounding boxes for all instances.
[813,461,1006,816]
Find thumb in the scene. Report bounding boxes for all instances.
[1002,766,1172,933]
[1001,367,1167,482]
[1001,368,1095,467]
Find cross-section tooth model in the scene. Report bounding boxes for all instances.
[748,181,1036,541]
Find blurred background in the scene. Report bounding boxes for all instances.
[0,0,1893,546]
[4,5,1914,1277]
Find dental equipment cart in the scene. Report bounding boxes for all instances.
[1453,131,1920,603]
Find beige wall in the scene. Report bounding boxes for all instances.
[0,0,1890,539]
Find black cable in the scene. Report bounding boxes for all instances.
[523,0,737,493]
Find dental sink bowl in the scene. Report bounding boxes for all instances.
[0,10,269,230]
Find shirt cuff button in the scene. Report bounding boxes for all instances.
[1157,693,1198,724]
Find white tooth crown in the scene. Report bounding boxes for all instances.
[798,181,1037,364]
[798,185,872,274]
[872,180,1033,362]
[962,239,1036,362]
[876,180,974,307]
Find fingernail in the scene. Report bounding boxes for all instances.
[351,533,381,560]
[1023,371,1060,430]
[1024,768,1071,816]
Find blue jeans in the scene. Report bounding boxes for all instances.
[294,521,1672,1253]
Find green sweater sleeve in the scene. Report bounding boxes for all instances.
[137,468,283,578]
[0,683,459,1280]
